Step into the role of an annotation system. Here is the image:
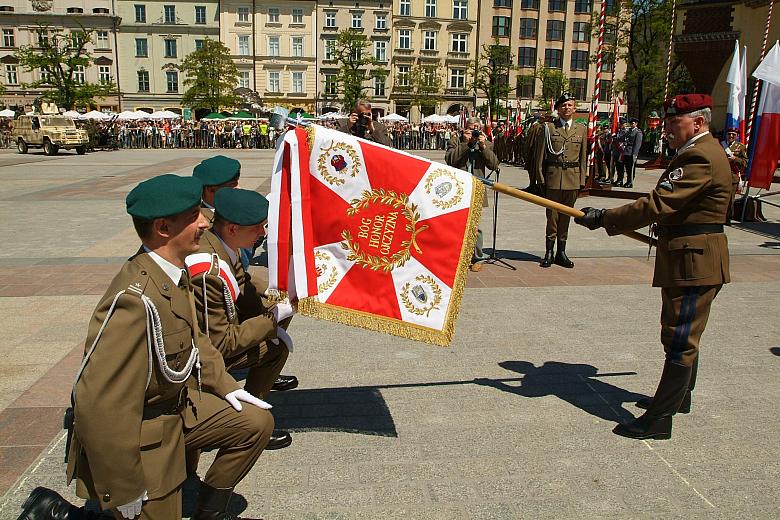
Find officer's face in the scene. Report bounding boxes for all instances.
[727,131,737,143]
[558,100,576,119]
[664,114,702,149]
[164,206,210,257]
[233,220,267,249]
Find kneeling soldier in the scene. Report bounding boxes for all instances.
[186,187,295,452]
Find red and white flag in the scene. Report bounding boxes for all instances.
[267,125,485,346]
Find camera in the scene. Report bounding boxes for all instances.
[471,129,481,138]
[351,112,371,137]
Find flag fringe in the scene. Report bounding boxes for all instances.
[298,177,485,347]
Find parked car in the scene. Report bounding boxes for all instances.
[14,115,88,155]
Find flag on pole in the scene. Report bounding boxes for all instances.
[745,41,780,190]
[267,125,485,346]
[611,96,623,134]
[459,105,467,129]
[485,105,493,140]
[726,41,745,138]
[740,45,748,142]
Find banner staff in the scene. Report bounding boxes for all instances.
[586,0,608,185]
[745,0,775,148]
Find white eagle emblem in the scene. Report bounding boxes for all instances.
[669,168,683,182]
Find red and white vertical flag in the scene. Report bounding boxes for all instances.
[746,41,780,190]
[611,96,623,134]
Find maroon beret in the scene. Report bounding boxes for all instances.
[663,94,713,117]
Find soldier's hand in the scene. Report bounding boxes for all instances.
[272,301,296,323]
[117,490,147,519]
[225,389,272,412]
[477,133,487,149]
[575,207,606,230]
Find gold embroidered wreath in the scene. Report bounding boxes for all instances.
[314,250,339,293]
[424,168,464,210]
[400,275,443,317]
[317,140,362,187]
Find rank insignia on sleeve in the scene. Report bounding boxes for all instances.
[669,168,683,182]
[659,180,674,192]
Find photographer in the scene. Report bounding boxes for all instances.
[337,100,392,147]
[446,117,499,272]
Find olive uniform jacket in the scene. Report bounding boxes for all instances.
[188,229,278,360]
[532,119,588,190]
[67,251,239,511]
[603,133,731,288]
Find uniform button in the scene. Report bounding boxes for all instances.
[102,492,111,502]
[141,271,147,275]
[163,283,170,291]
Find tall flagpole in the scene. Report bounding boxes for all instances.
[745,0,775,148]
[587,0,607,176]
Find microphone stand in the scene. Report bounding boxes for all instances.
[482,167,516,270]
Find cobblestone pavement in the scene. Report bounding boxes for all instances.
[0,146,778,519]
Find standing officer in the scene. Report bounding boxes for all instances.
[721,127,748,220]
[622,118,644,188]
[531,93,587,268]
[576,94,731,440]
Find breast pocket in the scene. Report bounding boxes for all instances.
[161,325,193,373]
[667,236,713,281]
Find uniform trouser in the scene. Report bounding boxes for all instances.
[472,228,487,262]
[225,340,289,399]
[545,189,579,242]
[623,155,636,183]
[614,160,625,183]
[660,285,721,367]
[594,153,607,178]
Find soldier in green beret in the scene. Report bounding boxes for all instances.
[18,174,276,519]
[192,155,241,222]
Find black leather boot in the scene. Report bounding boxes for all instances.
[266,429,293,450]
[636,357,697,414]
[192,483,235,520]
[540,239,555,268]
[614,362,692,440]
[16,487,102,520]
[554,240,574,268]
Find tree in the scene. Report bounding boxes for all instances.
[534,65,569,110]
[180,38,239,113]
[404,65,443,115]
[15,26,116,110]
[332,29,386,111]
[470,41,514,119]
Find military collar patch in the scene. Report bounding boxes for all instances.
[659,180,674,192]
[669,168,683,182]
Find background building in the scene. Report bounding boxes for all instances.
[0,0,120,111]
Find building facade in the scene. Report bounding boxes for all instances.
[0,0,120,112]
[390,0,477,120]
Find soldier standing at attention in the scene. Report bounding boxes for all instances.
[576,94,731,440]
[532,93,588,269]
[622,118,644,188]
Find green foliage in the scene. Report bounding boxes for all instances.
[180,38,239,112]
[469,41,514,119]
[534,65,569,109]
[332,29,386,111]
[14,26,116,110]
[399,65,443,113]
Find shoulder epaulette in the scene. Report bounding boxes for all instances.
[125,271,150,298]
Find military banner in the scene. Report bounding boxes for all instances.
[267,125,484,346]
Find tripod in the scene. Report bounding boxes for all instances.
[482,168,516,270]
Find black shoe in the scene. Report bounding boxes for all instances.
[266,430,292,450]
[615,181,624,187]
[613,414,672,440]
[554,240,574,268]
[624,182,634,188]
[636,391,692,414]
[17,487,101,520]
[271,375,299,392]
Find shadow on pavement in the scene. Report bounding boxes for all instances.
[474,360,645,423]
[770,347,780,357]
[733,222,780,241]
[485,248,541,262]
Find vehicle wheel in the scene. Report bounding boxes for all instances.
[76,146,86,155]
[17,139,28,154]
[43,139,58,156]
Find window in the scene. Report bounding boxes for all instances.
[268,71,280,91]
[571,50,588,70]
[517,75,535,97]
[544,48,562,68]
[569,78,586,100]
[548,0,566,12]
[424,31,437,51]
[453,0,467,19]
[492,16,511,37]
[2,28,13,47]
[600,80,612,102]
[495,0,512,6]
[239,71,250,88]
[324,38,336,60]
[236,6,249,22]
[324,73,337,95]
[573,22,589,42]
[519,18,537,38]
[74,65,85,84]
[422,67,437,87]
[603,52,615,72]
[40,67,52,83]
[291,71,303,93]
[135,38,148,57]
[195,39,205,51]
[164,39,177,58]
[137,70,149,91]
[164,5,176,23]
[400,0,411,16]
[292,37,303,57]
[352,13,362,28]
[605,23,617,44]
[398,29,411,49]
[351,46,362,61]
[166,70,178,92]
[451,33,468,53]
[135,4,146,22]
[98,65,111,83]
[605,0,617,14]
[268,8,280,23]
[521,0,539,8]
[37,32,48,47]
[449,68,466,89]
[376,13,387,29]
[268,36,279,56]
[374,40,387,61]
[95,31,109,48]
[518,46,536,67]
[574,0,590,13]
[547,20,564,40]
[292,8,303,24]
[374,76,385,96]
[325,12,335,27]
[425,0,436,17]
[238,35,250,55]
[195,6,206,24]
[396,65,410,87]
[4,64,17,84]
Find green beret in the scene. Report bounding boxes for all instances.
[214,188,269,225]
[126,174,203,220]
[193,155,241,186]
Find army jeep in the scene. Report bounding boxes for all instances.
[14,115,89,155]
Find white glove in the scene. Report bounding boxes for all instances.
[117,490,147,519]
[272,301,296,323]
[225,388,272,412]
[275,327,294,353]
